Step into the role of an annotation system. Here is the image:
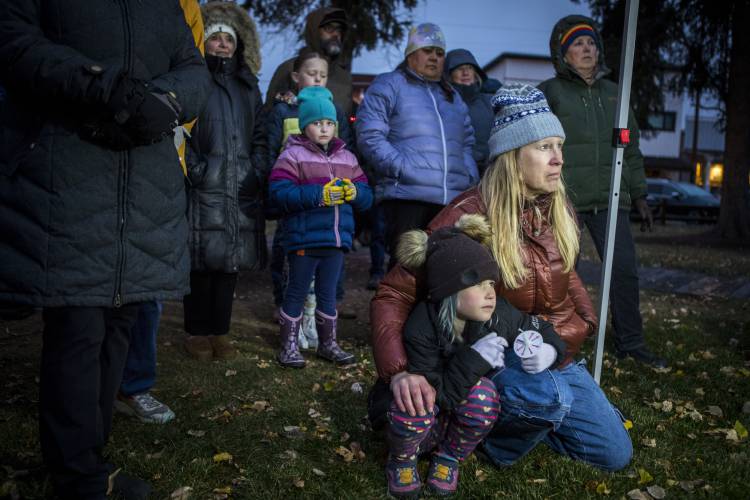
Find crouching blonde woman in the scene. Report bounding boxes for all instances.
[368,84,632,475]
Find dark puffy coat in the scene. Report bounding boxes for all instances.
[537,15,647,212]
[370,188,598,381]
[356,65,478,206]
[185,9,269,273]
[0,0,210,307]
[454,83,493,176]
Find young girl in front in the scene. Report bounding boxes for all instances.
[382,214,566,498]
[268,86,372,368]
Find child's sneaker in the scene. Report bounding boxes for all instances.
[425,453,460,496]
[114,393,176,424]
[385,458,421,498]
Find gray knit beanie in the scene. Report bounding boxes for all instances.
[488,84,565,160]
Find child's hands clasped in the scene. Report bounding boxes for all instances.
[521,343,557,374]
[470,332,508,369]
[322,178,345,206]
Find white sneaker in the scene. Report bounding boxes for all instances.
[114,393,176,424]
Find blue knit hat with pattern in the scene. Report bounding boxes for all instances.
[298,86,337,131]
[488,83,565,160]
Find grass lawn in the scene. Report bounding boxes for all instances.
[1,234,749,499]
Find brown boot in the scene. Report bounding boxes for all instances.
[210,335,238,360]
[185,335,213,361]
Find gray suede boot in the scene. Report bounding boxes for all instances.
[315,310,356,366]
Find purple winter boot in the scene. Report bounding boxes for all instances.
[315,310,356,365]
[277,309,305,368]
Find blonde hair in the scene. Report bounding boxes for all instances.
[479,150,580,289]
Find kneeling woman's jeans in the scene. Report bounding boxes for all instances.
[481,352,633,471]
[387,377,500,462]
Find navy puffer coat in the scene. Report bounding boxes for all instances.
[0,0,210,307]
[356,64,478,205]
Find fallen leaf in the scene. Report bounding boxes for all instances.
[339,432,350,442]
[170,486,193,499]
[351,382,364,394]
[257,361,270,369]
[647,485,666,499]
[225,369,237,377]
[187,429,205,438]
[312,468,326,477]
[282,450,298,460]
[213,486,232,494]
[623,419,634,430]
[323,381,335,391]
[608,386,622,395]
[283,425,304,439]
[695,388,705,396]
[250,400,270,411]
[527,478,547,484]
[312,383,321,392]
[334,446,354,462]
[596,481,610,494]
[661,400,673,412]
[734,420,748,440]
[725,429,740,442]
[308,408,322,419]
[293,478,305,488]
[638,468,654,485]
[626,488,649,500]
[213,452,233,463]
[349,441,366,461]
[706,405,723,418]
[475,469,488,482]
[641,438,657,448]
[679,479,704,491]
[666,479,678,487]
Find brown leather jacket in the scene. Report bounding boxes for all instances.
[371,188,598,380]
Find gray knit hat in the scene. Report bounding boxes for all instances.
[488,84,565,160]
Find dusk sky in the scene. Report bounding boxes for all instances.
[255,0,591,96]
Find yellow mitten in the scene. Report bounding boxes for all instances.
[322,178,344,206]
[342,178,357,202]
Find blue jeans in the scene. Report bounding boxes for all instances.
[481,351,632,471]
[283,251,343,317]
[120,301,162,397]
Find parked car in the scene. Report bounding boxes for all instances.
[638,178,720,223]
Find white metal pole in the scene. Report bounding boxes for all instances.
[593,0,640,384]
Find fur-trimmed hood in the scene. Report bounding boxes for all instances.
[201,1,261,74]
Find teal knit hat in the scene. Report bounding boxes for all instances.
[298,87,337,131]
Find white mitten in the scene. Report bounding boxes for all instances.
[521,343,557,374]
[471,332,508,369]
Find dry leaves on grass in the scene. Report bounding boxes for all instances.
[213,452,233,463]
[637,468,654,485]
[640,437,657,448]
[225,369,237,377]
[334,442,366,462]
[646,485,666,499]
[293,478,305,488]
[170,486,193,499]
[475,469,488,482]
[186,429,205,438]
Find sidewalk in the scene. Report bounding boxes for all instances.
[576,259,750,299]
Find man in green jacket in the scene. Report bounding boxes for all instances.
[538,15,666,368]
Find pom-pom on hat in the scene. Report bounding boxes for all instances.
[560,23,600,54]
[396,214,499,302]
[488,83,565,160]
[404,22,446,57]
[297,86,337,131]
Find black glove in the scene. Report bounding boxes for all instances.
[78,117,135,151]
[106,75,180,145]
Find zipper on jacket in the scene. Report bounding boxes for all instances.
[325,156,342,247]
[113,0,132,307]
[427,86,449,205]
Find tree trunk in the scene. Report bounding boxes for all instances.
[718,0,750,241]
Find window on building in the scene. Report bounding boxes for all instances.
[645,111,676,131]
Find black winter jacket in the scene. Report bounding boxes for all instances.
[367,297,567,428]
[186,54,269,273]
[0,0,210,307]
[453,82,493,176]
